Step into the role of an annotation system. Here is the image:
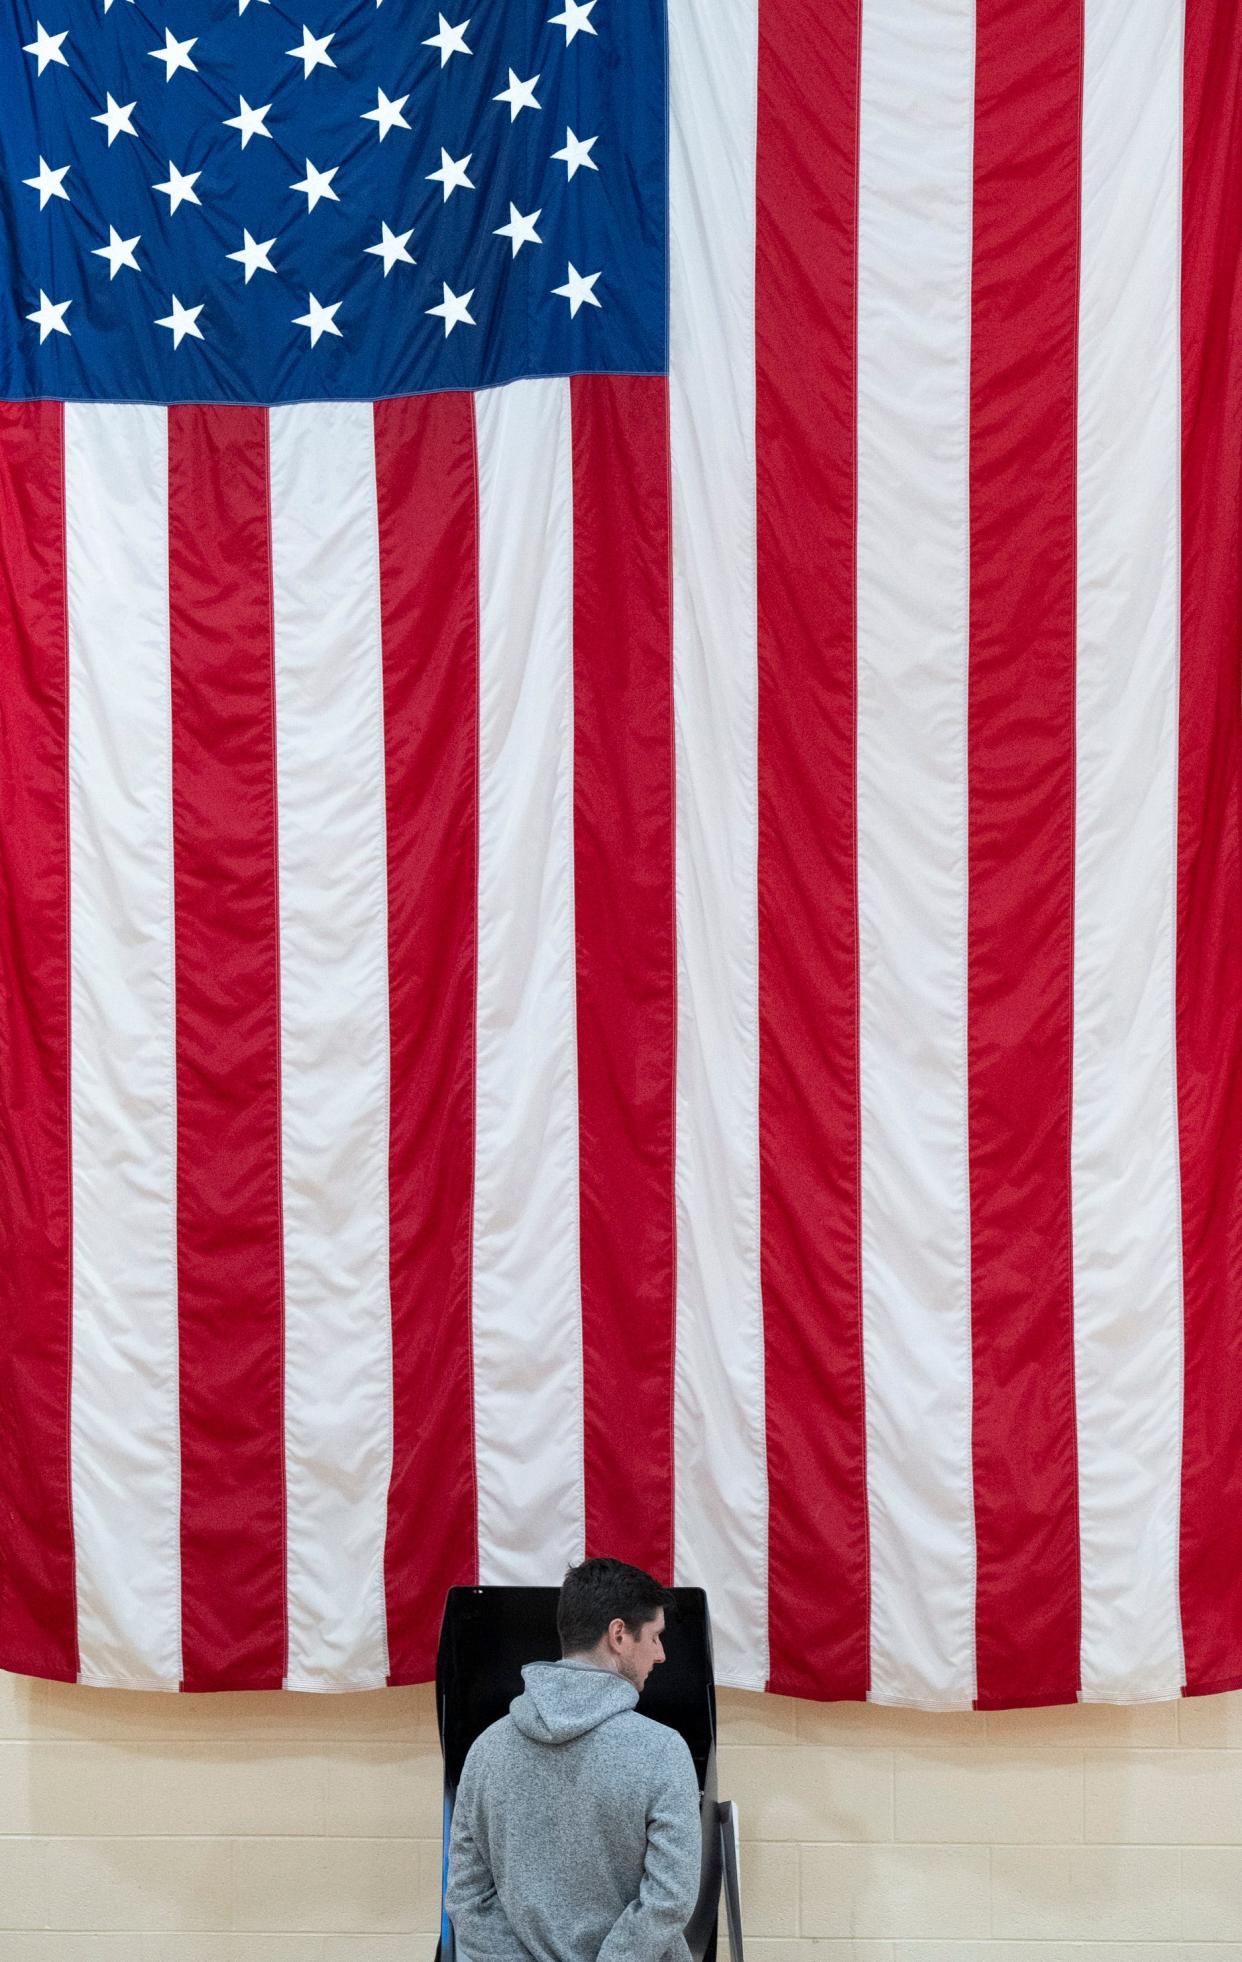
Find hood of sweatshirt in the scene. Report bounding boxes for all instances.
[508,1659,639,1745]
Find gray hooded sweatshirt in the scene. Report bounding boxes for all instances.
[445,1658,702,1962]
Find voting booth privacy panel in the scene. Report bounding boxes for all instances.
[434,1587,743,1962]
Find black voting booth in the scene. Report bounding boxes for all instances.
[433,1586,744,1962]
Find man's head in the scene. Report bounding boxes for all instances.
[557,1558,675,1693]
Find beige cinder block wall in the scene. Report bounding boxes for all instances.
[4,1667,1242,1958]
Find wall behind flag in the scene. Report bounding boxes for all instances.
[6,1675,1242,1948]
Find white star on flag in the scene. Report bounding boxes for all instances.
[155,297,205,347]
[23,23,69,73]
[290,160,340,210]
[227,230,278,283]
[91,94,138,145]
[153,163,202,213]
[23,158,71,209]
[427,148,474,201]
[361,89,410,139]
[238,0,269,11]
[553,262,602,316]
[102,0,135,12]
[494,203,542,256]
[224,97,273,147]
[27,291,72,342]
[552,128,599,178]
[294,294,343,345]
[548,0,597,42]
[149,28,198,79]
[365,223,416,275]
[426,282,475,336]
[92,227,141,279]
[286,27,335,77]
[494,70,541,120]
[423,14,471,64]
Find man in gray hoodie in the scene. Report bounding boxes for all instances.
[445,1558,703,1962]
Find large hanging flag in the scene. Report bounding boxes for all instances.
[1,0,1239,1709]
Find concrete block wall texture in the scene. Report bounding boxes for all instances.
[5,1671,1242,1957]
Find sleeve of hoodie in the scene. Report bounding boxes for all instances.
[595,1733,702,1962]
[445,1744,534,1962]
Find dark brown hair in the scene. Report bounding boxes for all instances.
[556,1557,676,1654]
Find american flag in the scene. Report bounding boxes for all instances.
[0,0,1239,1709]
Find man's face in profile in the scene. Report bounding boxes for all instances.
[615,1608,666,1692]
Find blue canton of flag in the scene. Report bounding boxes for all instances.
[1,0,667,403]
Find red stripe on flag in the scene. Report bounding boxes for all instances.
[571,374,677,1576]
[170,406,287,1690]
[376,394,481,1684]
[1177,0,1242,1699]
[756,0,870,1699]
[966,0,1083,1708]
[0,403,78,1683]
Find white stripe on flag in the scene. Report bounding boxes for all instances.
[668,0,768,1689]
[1072,0,1186,1702]
[270,403,394,1691]
[856,0,977,1708]
[471,379,585,1581]
[65,403,182,1690]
